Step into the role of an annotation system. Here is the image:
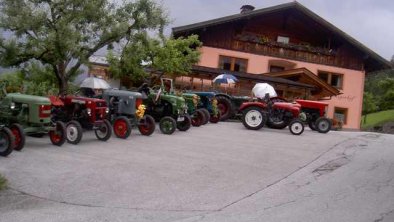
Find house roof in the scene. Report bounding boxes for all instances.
[263,68,341,98]
[191,65,314,89]
[173,2,392,72]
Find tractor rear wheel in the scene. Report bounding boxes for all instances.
[289,119,304,135]
[10,123,25,151]
[49,121,67,146]
[199,108,210,125]
[191,110,204,127]
[138,115,156,136]
[95,119,112,141]
[216,96,233,121]
[266,110,289,129]
[66,120,83,144]
[159,116,176,135]
[241,107,266,130]
[0,127,14,157]
[308,121,317,131]
[316,117,332,134]
[177,115,192,131]
[113,116,131,139]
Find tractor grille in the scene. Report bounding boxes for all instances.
[39,105,52,118]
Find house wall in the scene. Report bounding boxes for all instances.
[199,46,365,129]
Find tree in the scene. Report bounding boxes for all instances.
[107,34,202,87]
[0,0,168,94]
[362,92,377,124]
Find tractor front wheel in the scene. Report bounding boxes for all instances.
[191,110,204,127]
[316,117,332,134]
[138,115,156,136]
[66,120,83,144]
[10,123,25,151]
[241,107,266,130]
[209,111,221,124]
[199,108,210,125]
[113,116,131,139]
[177,115,192,131]
[159,117,176,135]
[49,121,67,146]
[0,127,14,157]
[289,119,304,135]
[95,119,112,141]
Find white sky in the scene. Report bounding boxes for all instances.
[161,0,394,60]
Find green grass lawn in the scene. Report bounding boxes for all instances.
[0,174,7,191]
[362,109,394,129]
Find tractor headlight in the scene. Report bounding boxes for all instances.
[105,107,109,114]
[10,102,15,110]
[87,108,92,116]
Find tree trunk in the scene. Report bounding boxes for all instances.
[55,63,68,96]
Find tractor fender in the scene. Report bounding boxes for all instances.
[239,102,267,112]
[214,93,232,100]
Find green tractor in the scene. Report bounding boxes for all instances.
[138,80,191,135]
[0,82,67,151]
[182,92,207,127]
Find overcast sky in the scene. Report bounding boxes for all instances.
[161,0,394,60]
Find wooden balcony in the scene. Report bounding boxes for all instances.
[206,39,364,70]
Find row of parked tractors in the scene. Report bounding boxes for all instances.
[0,78,332,157]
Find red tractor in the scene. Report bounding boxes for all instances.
[294,99,332,133]
[239,94,305,135]
[49,95,112,144]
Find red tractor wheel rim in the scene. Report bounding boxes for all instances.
[217,103,227,115]
[139,119,153,134]
[49,131,61,143]
[114,119,128,137]
[11,128,22,147]
[192,116,201,126]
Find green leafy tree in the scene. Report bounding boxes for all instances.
[107,34,201,87]
[362,92,378,124]
[0,0,168,94]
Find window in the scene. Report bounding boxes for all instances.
[277,36,290,44]
[318,71,344,89]
[269,65,285,73]
[334,107,348,124]
[219,56,248,72]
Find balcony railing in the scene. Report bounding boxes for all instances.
[206,39,363,70]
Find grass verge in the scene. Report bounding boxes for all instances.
[361,109,394,129]
[0,174,7,191]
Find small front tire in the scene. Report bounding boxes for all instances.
[316,117,332,134]
[289,119,304,135]
[177,115,192,131]
[49,121,67,146]
[138,115,156,136]
[95,119,112,141]
[10,123,25,151]
[159,117,176,135]
[66,120,83,144]
[0,127,15,157]
[113,116,132,139]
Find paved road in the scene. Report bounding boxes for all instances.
[0,122,393,222]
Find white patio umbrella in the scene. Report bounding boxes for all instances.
[80,77,111,89]
[252,83,277,98]
[212,74,238,84]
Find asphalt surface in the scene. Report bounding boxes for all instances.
[0,122,393,222]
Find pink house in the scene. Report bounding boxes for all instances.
[172,2,391,130]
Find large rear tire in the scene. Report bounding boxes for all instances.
[138,115,156,136]
[95,119,112,141]
[308,121,317,131]
[49,121,67,146]
[10,123,25,151]
[177,115,192,131]
[216,96,233,121]
[159,116,176,135]
[241,107,266,130]
[113,116,132,139]
[0,127,14,157]
[66,120,83,144]
[316,117,332,134]
[266,109,289,129]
